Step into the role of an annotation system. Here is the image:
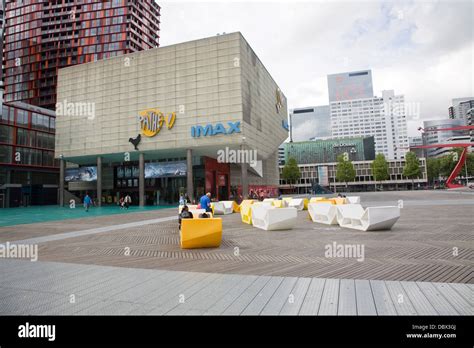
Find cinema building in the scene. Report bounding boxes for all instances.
[55,32,288,206]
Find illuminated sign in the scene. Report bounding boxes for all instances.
[138,108,176,137]
[191,121,241,137]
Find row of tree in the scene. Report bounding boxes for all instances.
[426,148,474,185]
[282,149,474,191]
[336,152,421,190]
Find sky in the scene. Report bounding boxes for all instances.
[158,0,473,136]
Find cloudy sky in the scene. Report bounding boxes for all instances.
[158,0,473,136]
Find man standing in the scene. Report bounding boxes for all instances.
[84,193,93,212]
[199,192,212,213]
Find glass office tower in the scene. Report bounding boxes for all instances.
[327,70,374,102]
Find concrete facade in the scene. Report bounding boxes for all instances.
[55,32,288,200]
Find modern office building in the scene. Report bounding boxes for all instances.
[427,135,472,158]
[279,158,427,193]
[0,0,5,102]
[408,136,424,158]
[282,136,375,165]
[330,89,408,160]
[449,97,474,125]
[289,105,330,142]
[423,119,466,157]
[3,0,161,110]
[55,32,288,206]
[327,70,374,102]
[0,101,58,208]
[278,144,286,166]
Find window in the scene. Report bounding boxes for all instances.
[16,109,29,126]
[0,125,14,144]
[0,145,13,163]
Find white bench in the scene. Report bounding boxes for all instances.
[178,204,197,213]
[308,202,338,225]
[336,204,400,231]
[346,196,361,204]
[263,198,275,203]
[212,201,234,215]
[189,209,206,217]
[288,198,305,211]
[253,201,274,207]
[251,205,297,231]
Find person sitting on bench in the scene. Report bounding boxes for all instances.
[178,205,193,230]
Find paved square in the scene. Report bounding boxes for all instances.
[1,191,472,315]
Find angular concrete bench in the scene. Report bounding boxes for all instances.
[309,197,325,203]
[240,200,255,224]
[180,218,222,249]
[191,211,213,219]
[251,205,297,231]
[272,200,287,208]
[308,202,338,225]
[346,196,361,204]
[288,198,305,211]
[336,204,400,231]
[178,204,198,213]
[189,208,206,217]
[212,201,234,215]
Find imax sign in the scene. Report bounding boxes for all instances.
[191,121,241,138]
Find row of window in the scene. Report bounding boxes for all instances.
[1,106,55,132]
[0,125,55,150]
[0,145,55,167]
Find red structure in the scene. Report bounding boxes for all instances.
[3,0,161,110]
[412,125,474,189]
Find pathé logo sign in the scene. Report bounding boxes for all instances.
[138,108,176,137]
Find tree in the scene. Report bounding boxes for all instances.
[282,157,301,192]
[439,152,458,178]
[426,158,440,185]
[336,154,356,190]
[403,151,421,190]
[371,153,389,191]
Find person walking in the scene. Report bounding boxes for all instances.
[179,194,186,206]
[84,193,93,212]
[119,196,125,209]
[199,192,212,213]
[124,194,132,209]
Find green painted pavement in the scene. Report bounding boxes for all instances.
[0,205,172,227]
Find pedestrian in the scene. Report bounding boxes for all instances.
[178,205,194,230]
[199,192,212,213]
[179,194,186,206]
[124,194,131,209]
[119,196,125,209]
[84,193,92,212]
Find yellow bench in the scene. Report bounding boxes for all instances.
[312,198,347,205]
[303,198,309,210]
[240,200,255,224]
[309,197,325,203]
[272,200,286,208]
[180,218,222,249]
[232,201,240,213]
